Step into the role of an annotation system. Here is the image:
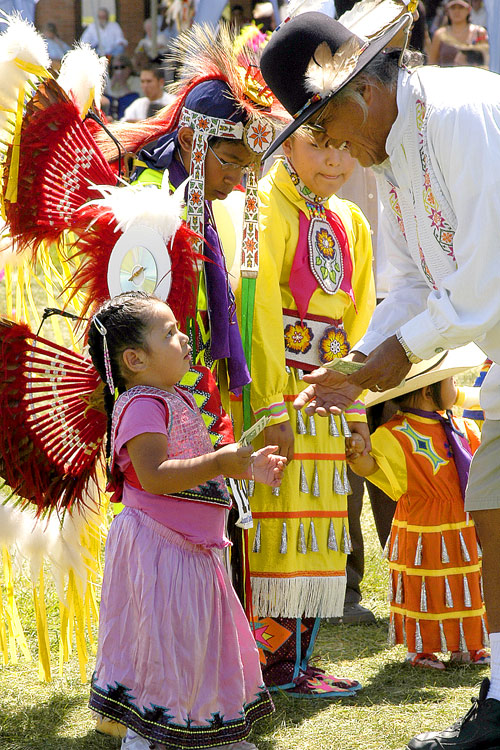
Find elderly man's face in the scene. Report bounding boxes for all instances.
[319,89,391,168]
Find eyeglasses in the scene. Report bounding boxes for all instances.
[113,65,127,70]
[207,144,252,175]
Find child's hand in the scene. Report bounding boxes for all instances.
[345,434,366,462]
[216,442,254,479]
[250,445,287,488]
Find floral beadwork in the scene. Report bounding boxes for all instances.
[284,321,313,355]
[416,99,456,262]
[307,217,344,294]
[318,325,349,364]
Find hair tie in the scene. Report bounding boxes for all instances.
[92,314,115,394]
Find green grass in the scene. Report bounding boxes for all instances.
[0,501,488,750]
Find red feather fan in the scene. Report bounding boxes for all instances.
[2,78,116,257]
[0,317,106,516]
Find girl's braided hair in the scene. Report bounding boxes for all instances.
[87,291,160,457]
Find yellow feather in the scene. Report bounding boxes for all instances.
[305,37,363,97]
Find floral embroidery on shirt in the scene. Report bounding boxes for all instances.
[416,99,456,262]
[388,186,406,239]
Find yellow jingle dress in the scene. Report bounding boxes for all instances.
[233,158,375,689]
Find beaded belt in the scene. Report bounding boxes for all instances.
[283,308,350,372]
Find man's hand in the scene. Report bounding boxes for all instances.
[263,420,295,463]
[293,368,362,416]
[348,335,412,392]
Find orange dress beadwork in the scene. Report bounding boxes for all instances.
[367,410,487,654]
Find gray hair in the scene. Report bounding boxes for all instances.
[316,48,424,125]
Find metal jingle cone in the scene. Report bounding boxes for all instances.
[395,571,403,604]
[439,621,448,653]
[445,576,454,608]
[420,577,428,613]
[482,616,490,647]
[340,413,351,438]
[441,533,450,564]
[402,614,407,646]
[390,531,399,562]
[343,464,352,494]
[285,365,291,375]
[327,519,338,551]
[477,539,483,559]
[299,462,309,494]
[252,521,261,553]
[308,520,319,552]
[388,613,396,646]
[312,462,320,497]
[272,486,281,496]
[481,574,484,601]
[297,368,304,381]
[341,521,352,554]
[308,413,316,436]
[296,409,307,435]
[459,619,467,653]
[333,464,344,494]
[298,521,307,554]
[415,620,423,652]
[279,521,287,554]
[248,479,255,497]
[459,531,471,563]
[329,413,340,437]
[382,536,390,560]
[463,574,472,607]
[414,533,423,566]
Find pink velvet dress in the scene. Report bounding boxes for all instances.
[89,385,273,748]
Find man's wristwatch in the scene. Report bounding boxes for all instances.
[395,329,422,364]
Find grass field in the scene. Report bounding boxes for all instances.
[0,496,488,750]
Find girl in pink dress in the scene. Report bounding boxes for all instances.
[87,291,285,750]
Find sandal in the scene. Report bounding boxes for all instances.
[406,652,446,670]
[470,648,491,665]
[285,665,359,698]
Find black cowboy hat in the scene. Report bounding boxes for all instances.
[260,10,412,158]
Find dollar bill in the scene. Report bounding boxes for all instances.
[323,359,365,375]
[239,414,271,447]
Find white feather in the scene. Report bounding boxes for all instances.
[85,171,187,243]
[305,37,363,97]
[286,0,336,19]
[57,43,107,114]
[340,0,412,38]
[0,11,50,67]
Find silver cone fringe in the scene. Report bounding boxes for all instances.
[340,413,351,438]
[459,531,471,562]
[439,621,448,653]
[402,615,407,646]
[308,520,319,552]
[298,368,304,380]
[466,511,470,525]
[445,576,454,608]
[482,616,490,647]
[415,620,423,652]
[477,540,483,559]
[279,521,287,554]
[414,533,423,566]
[285,365,291,375]
[391,532,399,562]
[341,521,352,554]
[312,462,320,497]
[333,465,344,494]
[420,577,428,612]
[248,479,255,497]
[308,413,316,436]
[329,414,340,437]
[382,536,390,560]
[395,571,403,604]
[343,465,352,494]
[272,486,281,496]
[252,521,261,553]
[463,574,472,607]
[481,575,484,601]
[327,519,338,551]
[298,521,307,554]
[300,462,309,494]
[296,409,307,435]
[459,619,467,652]
[441,533,450,564]
[388,614,396,646]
